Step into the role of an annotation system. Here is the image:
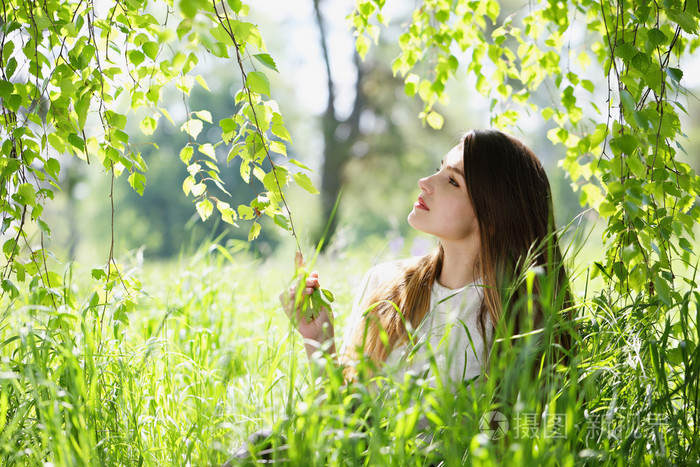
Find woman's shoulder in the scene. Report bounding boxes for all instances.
[354,256,421,300]
[366,256,423,285]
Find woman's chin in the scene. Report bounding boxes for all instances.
[407,211,417,228]
[407,212,427,233]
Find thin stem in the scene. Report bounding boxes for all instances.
[212,1,301,254]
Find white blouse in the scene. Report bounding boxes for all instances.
[339,258,493,386]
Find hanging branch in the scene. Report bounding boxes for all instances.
[211,1,302,255]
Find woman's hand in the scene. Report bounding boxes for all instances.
[280,252,334,347]
[281,273,334,343]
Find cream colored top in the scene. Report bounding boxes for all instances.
[340,258,493,386]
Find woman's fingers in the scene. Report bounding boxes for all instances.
[305,272,320,288]
[281,265,327,330]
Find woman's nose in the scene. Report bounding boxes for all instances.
[418,175,432,193]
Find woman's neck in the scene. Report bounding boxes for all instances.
[437,237,480,290]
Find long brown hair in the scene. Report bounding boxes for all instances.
[342,129,574,378]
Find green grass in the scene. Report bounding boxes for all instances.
[0,238,698,465]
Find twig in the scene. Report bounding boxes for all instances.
[211,1,301,254]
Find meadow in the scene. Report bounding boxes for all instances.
[0,228,698,465]
[0,226,695,466]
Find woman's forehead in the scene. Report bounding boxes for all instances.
[442,144,463,167]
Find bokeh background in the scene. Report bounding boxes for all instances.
[41,0,700,288]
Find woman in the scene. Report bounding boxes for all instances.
[229,129,574,463]
[288,129,573,385]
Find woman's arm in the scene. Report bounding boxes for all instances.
[281,272,337,371]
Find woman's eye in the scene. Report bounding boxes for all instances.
[435,167,441,173]
[449,177,459,187]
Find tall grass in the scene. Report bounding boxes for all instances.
[0,239,698,465]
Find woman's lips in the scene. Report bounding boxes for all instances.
[415,196,429,211]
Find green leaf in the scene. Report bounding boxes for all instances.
[271,123,291,143]
[598,201,617,218]
[666,9,698,34]
[274,213,291,231]
[182,176,195,196]
[220,117,236,135]
[2,238,19,257]
[198,143,216,160]
[619,89,636,114]
[0,80,13,100]
[581,79,594,93]
[68,133,85,152]
[246,71,270,97]
[195,75,210,91]
[293,172,319,194]
[227,0,243,14]
[113,303,130,327]
[624,200,640,217]
[45,158,60,180]
[181,119,203,139]
[37,217,50,235]
[616,42,638,60]
[647,28,666,46]
[270,140,286,156]
[589,124,608,147]
[425,111,444,130]
[179,0,201,18]
[128,49,145,67]
[14,183,36,207]
[610,134,639,156]
[1,279,19,299]
[6,57,17,78]
[253,53,278,72]
[288,159,311,171]
[217,200,238,225]
[248,222,261,241]
[310,289,328,312]
[678,237,693,253]
[159,107,175,125]
[356,35,371,60]
[128,172,146,195]
[404,73,420,96]
[180,146,194,164]
[113,129,129,145]
[195,110,213,124]
[654,274,672,305]
[232,20,255,43]
[191,183,206,197]
[667,67,683,84]
[238,205,255,220]
[142,42,159,60]
[626,154,647,178]
[541,107,555,121]
[75,96,90,129]
[321,288,334,303]
[196,198,214,220]
[139,116,158,136]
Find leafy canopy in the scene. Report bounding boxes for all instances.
[352,0,700,302]
[0,0,314,309]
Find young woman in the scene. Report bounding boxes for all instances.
[227,128,574,463]
[286,128,573,386]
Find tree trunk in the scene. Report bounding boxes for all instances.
[312,0,364,248]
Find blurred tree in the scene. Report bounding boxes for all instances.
[312,0,365,245]
[310,0,453,247]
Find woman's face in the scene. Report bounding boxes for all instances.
[407,144,480,243]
